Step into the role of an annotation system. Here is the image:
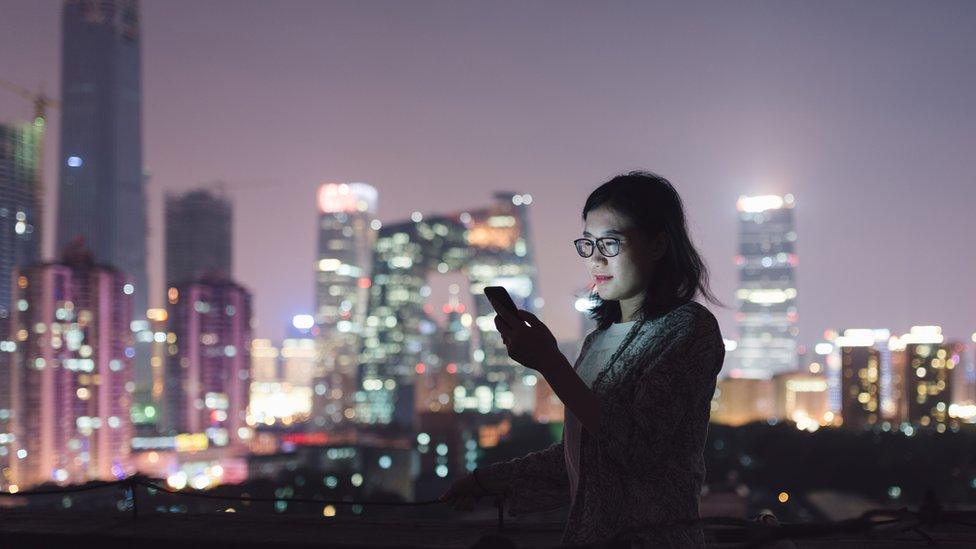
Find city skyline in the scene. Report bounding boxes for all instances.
[1,0,975,348]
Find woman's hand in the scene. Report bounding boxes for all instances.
[493,308,561,375]
[438,471,503,511]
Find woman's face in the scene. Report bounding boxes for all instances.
[582,205,657,303]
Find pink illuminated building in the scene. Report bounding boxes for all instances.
[163,275,252,447]
[9,242,134,488]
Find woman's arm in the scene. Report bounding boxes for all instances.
[538,352,603,434]
[481,436,571,515]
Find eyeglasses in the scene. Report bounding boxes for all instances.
[574,237,621,258]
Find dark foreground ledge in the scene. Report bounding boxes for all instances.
[1,509,975,548]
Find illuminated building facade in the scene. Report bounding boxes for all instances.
[0,122,42,319]
[0,121,43,482]
[250,338,279,383]
[831,328,906,429]
[163,276,252,447]
[165,189,232,285]
[313,183,377,429]
[838,334,882,429]
[414,300,468,415]
[727,194,798,379]
[711,377,775,426]
[359,192,539,427]
[8,243,134,488]
[772,372,831,429]
[57,0,151,392]
[896,326,957,431]
[128,307,168,433]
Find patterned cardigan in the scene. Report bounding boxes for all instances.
[483,300,725,546]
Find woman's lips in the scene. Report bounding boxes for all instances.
[594,275,613,284]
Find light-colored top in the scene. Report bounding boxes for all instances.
[563,319,636,506]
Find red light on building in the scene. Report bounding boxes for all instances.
[442,304,452,314]
[317,183,360,214]
[456,304,465,313]
[416,363,426,374]
[282,432,330,446]
[446,363,457,374]
[357,277,371,289]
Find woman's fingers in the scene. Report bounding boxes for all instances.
[516,309,540,327]
[493,314,511,335]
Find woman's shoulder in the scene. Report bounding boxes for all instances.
[653,300,720,334]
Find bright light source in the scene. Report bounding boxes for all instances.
[292,314,314,330]
[814,343,833,355]
[737,195,785,213]
[574,296,595,312]
[901,325,944,344]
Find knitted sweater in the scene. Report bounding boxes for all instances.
[483,300,725,546]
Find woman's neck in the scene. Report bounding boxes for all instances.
[618,294,644,323]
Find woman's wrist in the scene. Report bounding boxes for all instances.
[473,467,509,496]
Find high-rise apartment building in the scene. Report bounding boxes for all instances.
[162,276,252,447]
[8,242,134,488]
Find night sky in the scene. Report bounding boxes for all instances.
[1,0,974,349]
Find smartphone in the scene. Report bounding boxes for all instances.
[484,286,519,316]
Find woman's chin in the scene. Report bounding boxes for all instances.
[595,287,616,301]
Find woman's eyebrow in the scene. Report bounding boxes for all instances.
[582,229,624,237]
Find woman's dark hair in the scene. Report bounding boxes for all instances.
[582,170,724,329]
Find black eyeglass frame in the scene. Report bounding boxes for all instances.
[573,237,621,258]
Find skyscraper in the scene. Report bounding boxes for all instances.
[57,0,149,388]
[0,122,42,319]
[359,192,540,427]
[163,275,252,447]
[727,194,798,379]
[0,121,43,485]
[165,189,232,285]
[9,242,135,488]
[312,183,377,429]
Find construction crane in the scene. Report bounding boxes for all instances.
[0,78,60,253]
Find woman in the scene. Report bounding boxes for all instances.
[440,171,726,547]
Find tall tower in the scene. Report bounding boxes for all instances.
[0,121,44,488]
[728,194,798,379]
[56,1,149,387]
[0,122,42,319]
[313,183,377,428]
[165,189,232,286]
